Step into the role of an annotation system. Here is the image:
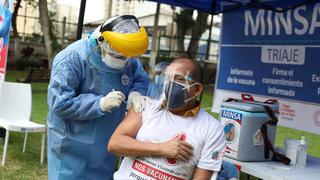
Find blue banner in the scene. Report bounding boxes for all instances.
[217,2,320,104]
[0,0,11,81]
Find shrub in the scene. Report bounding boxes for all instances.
[16,46,42,70]
[16,57,42,70]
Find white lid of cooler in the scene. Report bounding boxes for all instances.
[221,101,279,112]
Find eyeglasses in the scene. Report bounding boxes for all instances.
[100,42,127,60]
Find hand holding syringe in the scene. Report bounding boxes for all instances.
[113,89,127,104]
[99,89,126,112]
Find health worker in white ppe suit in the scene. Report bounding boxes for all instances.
[47,15,149,180]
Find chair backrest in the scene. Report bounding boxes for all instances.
[0,82,32,122]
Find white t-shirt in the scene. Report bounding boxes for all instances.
[114,100,226,180]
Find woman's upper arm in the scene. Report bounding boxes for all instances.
[112,108,142,138]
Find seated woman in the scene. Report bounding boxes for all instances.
[108,58,226,180]
[147,61,170,99]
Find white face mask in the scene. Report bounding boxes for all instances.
[102,51,127,69]
[100,42,128,69]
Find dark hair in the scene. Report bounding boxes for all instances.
[171,58,203,83]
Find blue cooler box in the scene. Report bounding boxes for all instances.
[220,100,279,161]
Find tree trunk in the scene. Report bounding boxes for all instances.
[12,0,22,38]
[175,9,194,57]
[12,0,22,65]
[187,11,208,59]
[39,0,55,69]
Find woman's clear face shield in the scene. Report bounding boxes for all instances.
[147,66,199,110]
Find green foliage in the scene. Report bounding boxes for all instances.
[16,46,42,70]
[47,10,62,52]
[23,33,44,43]
[16,58,42,70]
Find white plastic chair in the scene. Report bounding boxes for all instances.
[0,82,46,165]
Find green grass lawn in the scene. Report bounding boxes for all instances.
[0,71,319,179]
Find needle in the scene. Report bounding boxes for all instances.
[112,89,127,104]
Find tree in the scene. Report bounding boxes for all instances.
[12,0,22,38]
[187,11,209,58]
[39,0,60,69]
[175,9,209,59]
[12,0,36,38]
[12,0,37,66]
[175,9,194,57]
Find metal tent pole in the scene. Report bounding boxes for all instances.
[76,0,87,40]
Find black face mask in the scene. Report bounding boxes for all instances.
[165,81,190,109]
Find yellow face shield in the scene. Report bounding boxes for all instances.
[100,27,148,57]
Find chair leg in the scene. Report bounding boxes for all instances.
[40,132,45,164]
[1,131,10,166]
[23,132,28,153]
